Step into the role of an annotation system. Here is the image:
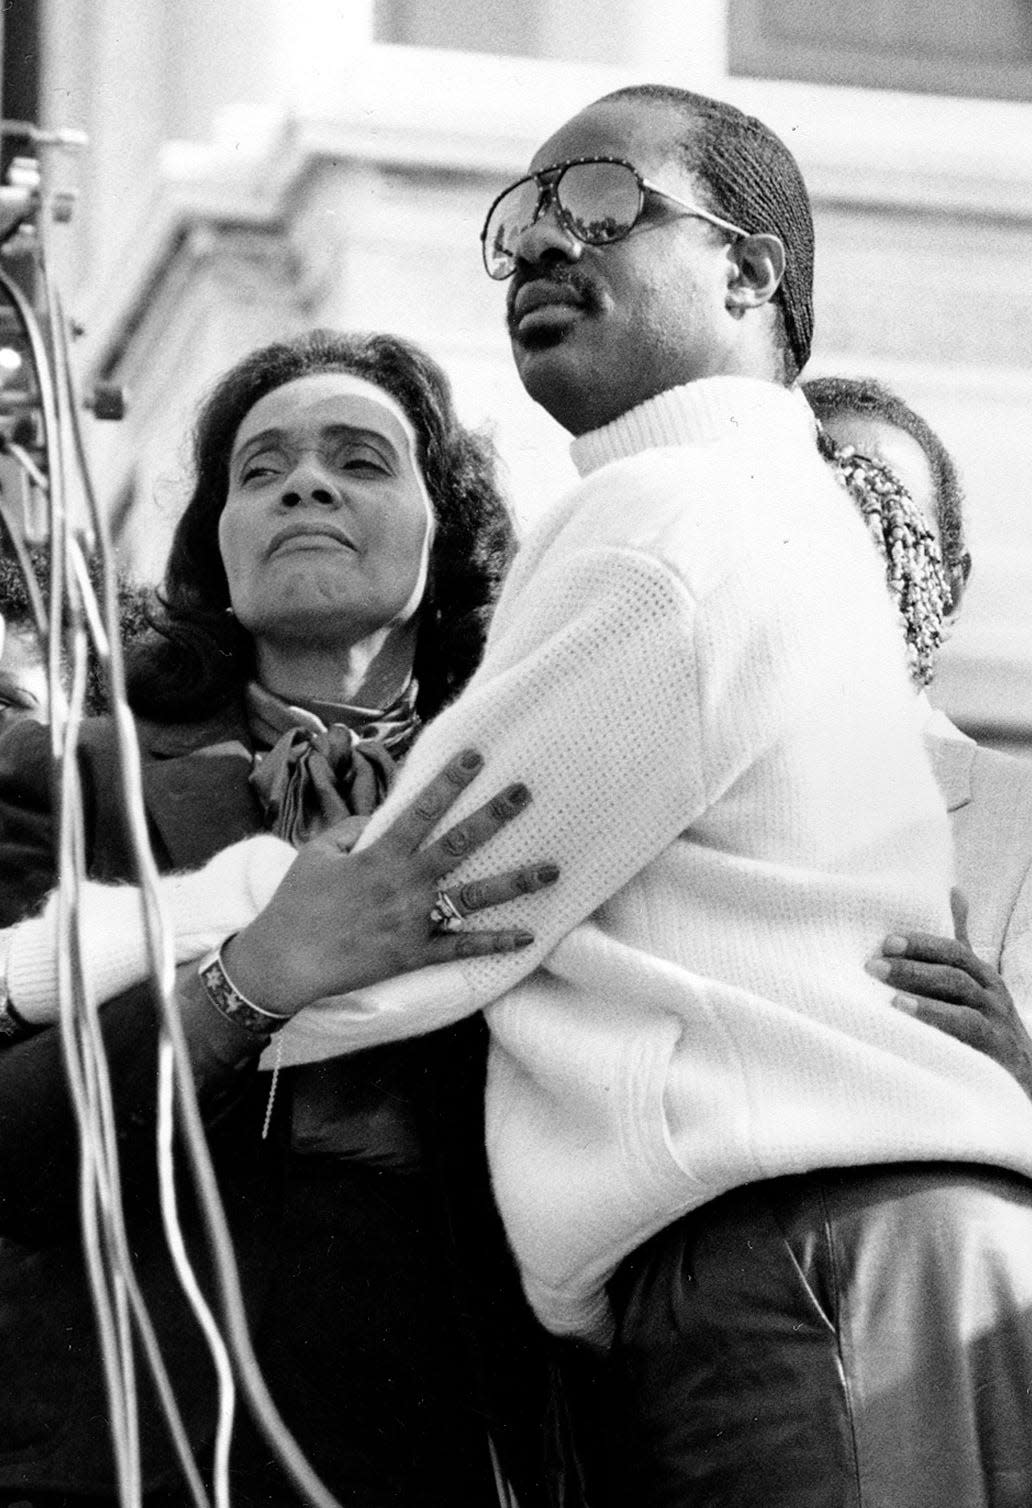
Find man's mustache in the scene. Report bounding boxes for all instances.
[505,268,598,334]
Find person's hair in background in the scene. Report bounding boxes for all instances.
[128,329,516,725]
[600,83,815,381]
[0,544,151,722]
[0,548,48,725]
[814,433,949,686]
[803,374,969,613]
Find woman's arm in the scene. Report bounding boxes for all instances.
[0,753,554,1034]
[0,833,297,1031]
[0,748,556,1236]
[0,717,278,1237]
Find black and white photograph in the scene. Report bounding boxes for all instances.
[0,4,1029,1505]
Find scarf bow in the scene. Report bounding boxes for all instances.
[246,680,419,846]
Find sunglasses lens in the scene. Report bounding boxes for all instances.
[482,177,542,279]
[481,160,644,277]
[558,161,641,245]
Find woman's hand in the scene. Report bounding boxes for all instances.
[867,889,1032,1101]
[222,748,558,1016]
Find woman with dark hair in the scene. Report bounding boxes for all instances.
[805,384,1032,1112]
[131,328,511,726]
[0,330,555,1508]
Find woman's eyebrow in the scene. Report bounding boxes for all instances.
[321,423,401,461]
[232,424,402,468]
[231,427,287,468]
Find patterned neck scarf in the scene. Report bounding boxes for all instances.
[246,679,420,846]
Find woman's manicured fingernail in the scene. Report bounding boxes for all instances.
[893,993,918,1012]
[514,931,534,947]
[865,958,891,981]
[508,783,531,808]
[537,863,560,884]
[460,749,483,770]
[882,935,908,955]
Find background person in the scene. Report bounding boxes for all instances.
[804,373,971,616]
[0,329,558,1508]
[0,551,47,726]
[806,373,1032,1102]
[0,544,150,726]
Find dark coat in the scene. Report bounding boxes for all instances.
[0,712,552,1505]
[0,709,278,1494]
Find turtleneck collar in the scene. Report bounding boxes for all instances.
[570,377,817,479]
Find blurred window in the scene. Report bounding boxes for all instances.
[729,0,1032,100]
[374,0,537,57]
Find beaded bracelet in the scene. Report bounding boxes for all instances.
[197,940,291,1040]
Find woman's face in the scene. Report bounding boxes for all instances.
[218,372,433,654]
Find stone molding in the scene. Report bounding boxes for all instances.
[76,46,1032,377]
[65,44,1032,745]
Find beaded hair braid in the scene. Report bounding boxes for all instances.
[817,427,949,686]
[803,374,967,605]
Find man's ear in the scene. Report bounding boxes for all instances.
[726,232,785,313]
[947,550,972,617]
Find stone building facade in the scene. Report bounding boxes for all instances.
[20,0,1032,747]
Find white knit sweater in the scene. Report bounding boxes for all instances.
[11,377,1032,1343]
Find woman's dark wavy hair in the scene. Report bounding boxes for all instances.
[127,329,517,723]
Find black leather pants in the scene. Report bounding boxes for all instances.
[561,1164,1032,1508]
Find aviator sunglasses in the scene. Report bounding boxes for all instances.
[480,155,749,280]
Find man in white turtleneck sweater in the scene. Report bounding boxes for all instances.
[7,85,1032,1505]
[352,84,1032,1506]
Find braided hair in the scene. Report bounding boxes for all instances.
[803,375,967,612]
[601,84,815,380]
[817,427,949,686]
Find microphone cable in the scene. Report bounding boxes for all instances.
[0,126,345,1508]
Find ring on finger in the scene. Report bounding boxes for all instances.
[429,888,464,935]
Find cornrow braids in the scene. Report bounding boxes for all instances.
[601,84,815,379]
[817,427,949,686]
